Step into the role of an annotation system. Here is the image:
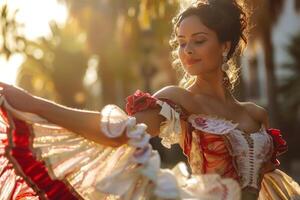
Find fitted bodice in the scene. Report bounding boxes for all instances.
[225,128,274,190]
[184,114,274,191]
[124,90,295,200]
[125,91,286,194]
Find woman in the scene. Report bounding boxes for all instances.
[0,0,299,199]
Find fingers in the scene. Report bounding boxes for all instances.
[0,81,11,90]
[0,81,9,86]
[0,87,3,97]
[0,81,11,95]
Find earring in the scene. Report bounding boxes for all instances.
[221,52,230,89]
[221,52,229,72]
[222,74,230,87]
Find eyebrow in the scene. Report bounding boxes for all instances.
[177,32,208,38]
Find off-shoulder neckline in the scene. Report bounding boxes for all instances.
[189,113,266,135]
[156,98,265,135]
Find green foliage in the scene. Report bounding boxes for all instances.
[0,4,26,60]
[56,0,180,105]
[0,1,181,109]
[17,22,90,108]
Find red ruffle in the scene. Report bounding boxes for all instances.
[266,128,288,166]
[125,90,158,116]
[0,107,78,200]
[11,117,79,200]
[0,109,39,199]
[0,156,38,199]
[198,132,239,180]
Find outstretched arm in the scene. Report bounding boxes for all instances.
[0,82,127,147]
[0,82,182,147]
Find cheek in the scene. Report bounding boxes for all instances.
[178,48,190,71]
[197,42,222,67]
[176,42,222,75]
[177,48,190,71]
[178,48,184,61]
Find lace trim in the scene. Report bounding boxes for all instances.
[156,100,182,148]
[188,114,238,135]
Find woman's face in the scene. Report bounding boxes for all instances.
[176,15,227,76]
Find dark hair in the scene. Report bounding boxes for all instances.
[170,0,248,90]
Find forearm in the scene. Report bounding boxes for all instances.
[33,96,128,147]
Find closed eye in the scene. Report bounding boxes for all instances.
[195,40,206,45]
[179,43,186,47]
[178,40,206,48]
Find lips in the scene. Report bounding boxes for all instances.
[185,58,201,65]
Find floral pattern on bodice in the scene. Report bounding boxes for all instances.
[187,114,274,190]
[125,90,287,192]
[188,114,238,135]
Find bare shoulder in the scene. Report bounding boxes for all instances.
[240,101,269,128]
[152,85,189,105]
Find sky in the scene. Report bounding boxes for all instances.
[0,0,68,84]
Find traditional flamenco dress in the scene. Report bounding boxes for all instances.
[0,90,299,200]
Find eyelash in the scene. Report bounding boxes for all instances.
[179,40,206,47]
[195,40,206,44]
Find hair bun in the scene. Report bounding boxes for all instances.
[208,0,236,5]
[207,0,241,11]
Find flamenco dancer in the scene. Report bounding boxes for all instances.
[0,0,300,199]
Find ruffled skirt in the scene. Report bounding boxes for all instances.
[0,96,300,200]
[259,169,300,200]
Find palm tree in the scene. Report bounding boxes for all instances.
[56,1,188,167]
[296,0,300,11]
[279,32,300,122]
[17,22,90,108]
[244,0,286,126]
[277,31,300,164]
[57,0,179,106]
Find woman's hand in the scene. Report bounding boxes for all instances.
[0,81,38,113]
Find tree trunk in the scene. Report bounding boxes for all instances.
[248,56,259,99]
[98,58,117,106]
[262,27,280,126]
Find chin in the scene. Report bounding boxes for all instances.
[186,71,199,76]
[184,67,204,76]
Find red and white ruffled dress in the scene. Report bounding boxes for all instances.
[0,90,299,200]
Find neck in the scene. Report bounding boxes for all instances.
[191,70,231,103]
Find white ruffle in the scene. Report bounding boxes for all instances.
[100,104,130,138]
[1,96,241,200]
[180,173,242,200]
[188,114,238,135]
[156,100,182,148]
[155,100,239,147]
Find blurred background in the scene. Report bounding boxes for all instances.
[0,0,299,181]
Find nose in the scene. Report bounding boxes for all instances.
[184,43,193,55]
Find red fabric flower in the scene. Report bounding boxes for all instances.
[125,90,158,116]
[195,117,208,128]
[266,128,288,166]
